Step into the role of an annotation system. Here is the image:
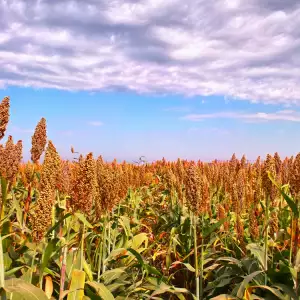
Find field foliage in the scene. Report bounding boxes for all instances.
[0,96,299,300]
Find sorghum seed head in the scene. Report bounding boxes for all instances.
[290,153,300,197]
[249,208,259,241]
[184,164,202,214]
[236,216,245,251]
[70,152,96,214]
[0,136,23,182]
[270,211,279,238]
[56,160,71,195]
[0,96,10,141]
[31,141,60,241]
[240,154,247,169]
[262,154,276,196]
[31,118,47,163]
[274,152,282,175]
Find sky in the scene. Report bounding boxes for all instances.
[1,0,300,162]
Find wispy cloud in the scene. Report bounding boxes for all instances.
[188,127,230,135]
[0,0,300,103]
[58,130,74,137]
[165,106,191,112]
[182,110,300,122]
[88,121,103,127]
[9,126,34,134]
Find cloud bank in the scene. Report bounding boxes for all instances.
[1,0,300,103]
[183,109,300,122]
[88,121,103,126]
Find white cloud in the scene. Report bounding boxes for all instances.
[9,126,34,134]
[58,130,74,137]
[0,0,300,103]
[164,106,190,112]
[182,110,300,122]
[188,127,230,135]
[88,121,103,127]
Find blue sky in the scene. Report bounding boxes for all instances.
[1,0,300,162]
[2,86,300,162]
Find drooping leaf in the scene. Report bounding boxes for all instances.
[86,281,115,300]
[273,284,298,300]
[0,235,5,289]
[67,269,86,300]
[100,268,126,285]
[83,257,94,282]
[203,218,228,238]
[246,243,265,268]
[210,295,236,300]
[237,270,263,298]
[75,213,93,229]
[5,266,26,277]
[248,285,286,300]
[129,233,148,250]
[3,252,11,271]
[4,278,49,300]
[171,262,195,272]
[127,248,144,266]
[39,239,57,284]
[45,213,72,237]
[268,172,298,217]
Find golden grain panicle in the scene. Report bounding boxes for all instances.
[0,96,10,141]
[290,153,300,197]
[262,154,276,196]
[70,152,96,214]
[31,141,60,241]
[31,118,47,163]
[0,136,23,182]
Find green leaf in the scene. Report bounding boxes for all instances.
[5,266,26,277]
[249,285,286,300]
[210,295,235,300]
[83,257,94,282]
[45,213,72,237]
[67,269,86,300]
[171,262,195,273]
[86,282,115,300]
[144,264,163,278]
[75,213,93,229]
[246,243,265,268]
[130,233,148,250]
[39,239,56,283]
[100,268,126,285]
[12,191,23,225]
[0,235,5,289]
[216,257,241,265]
[118,216,131,238]
[203,217,228,238]
[280,191,298,218]
[4,278,49,300]
[237,270,263,298]
[273,284,298,300]
[267,172,298,217]
[127,248,144,266]
[106,283,124,293]
[3,252,12,271]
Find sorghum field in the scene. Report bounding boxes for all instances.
[0,96,299,300]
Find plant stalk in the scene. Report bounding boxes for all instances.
[194,214,200,300]
[200,214,204,299]
[264,193,269,286]
[102,215,107,274]
[0,178,8,231]
[80,223,85,271]
[59,246,67,300]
